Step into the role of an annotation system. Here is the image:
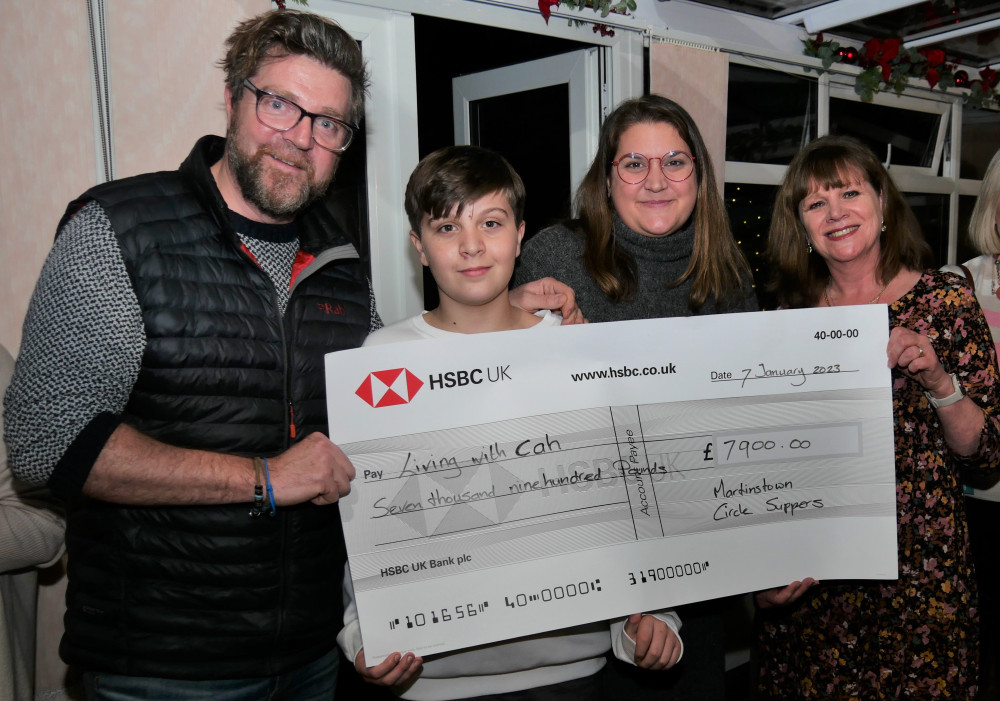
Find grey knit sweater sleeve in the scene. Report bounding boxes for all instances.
[514,224,619,320]
[514,225,585,288]
[2,202,325,497]
[3,202,145,491]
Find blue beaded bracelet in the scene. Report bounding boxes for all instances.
[263,457,276,515]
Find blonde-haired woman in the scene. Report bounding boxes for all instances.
[941,147,1000,699]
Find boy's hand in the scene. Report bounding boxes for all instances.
[624,613,682,670]
[355,649,423,687]
[509,277,587,324]
[754,578,817,609]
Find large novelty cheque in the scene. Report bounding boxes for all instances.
[326,306,897,663]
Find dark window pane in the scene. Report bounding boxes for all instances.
[414,14,587,159]
[424,86,572,312]
[412,14,592,312]
[727,64,817,165]
[957,194,979,264]
[830,99,940,169]
[904,192,949,267]
[960,109,1000,180]
[323,44,369,277]
[725,183,777,309]
[471,85,572,239]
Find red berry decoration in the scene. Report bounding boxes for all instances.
[955,70,969,87]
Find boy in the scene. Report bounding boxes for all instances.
[337,146,682,700]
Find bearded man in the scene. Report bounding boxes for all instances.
[4,10,372,700]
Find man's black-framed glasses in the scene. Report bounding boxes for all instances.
[612,151,696,185]
[243,79,355,153]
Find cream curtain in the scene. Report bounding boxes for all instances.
[650,42,729,193]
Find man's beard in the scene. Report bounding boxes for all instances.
[226,116,335,220]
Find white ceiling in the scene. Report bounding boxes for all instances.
[683,0,1000,67]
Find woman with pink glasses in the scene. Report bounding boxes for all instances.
[514,94,756,701]
[514,94,756,325]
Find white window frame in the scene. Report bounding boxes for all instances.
[452,49,602,195]
[309,0,421,325]
[721,53,974,264]
[724,54,821,186]
[827,77,953,184]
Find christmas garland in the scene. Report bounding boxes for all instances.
[538,0,635,37]
[270,0,995,109]
[803,33,998,109]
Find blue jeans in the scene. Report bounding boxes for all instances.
[83,649,338,701]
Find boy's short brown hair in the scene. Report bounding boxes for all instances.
[405,146,526,234]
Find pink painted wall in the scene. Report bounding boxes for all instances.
[1,0,267,355]
[109,1,267,179]
[0,2,96,357]
[2,3,267,697]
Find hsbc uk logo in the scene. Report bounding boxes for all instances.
[356,368,424,407]
[355,365,513,408]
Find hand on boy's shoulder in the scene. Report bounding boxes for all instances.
[518,308,562,329]
[510,277,587,324]
[558,305,586,324]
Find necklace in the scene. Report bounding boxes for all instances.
[824,281,890,307]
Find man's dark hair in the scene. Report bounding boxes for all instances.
[220,9,369,124]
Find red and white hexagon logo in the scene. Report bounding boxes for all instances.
[355,368,425,407]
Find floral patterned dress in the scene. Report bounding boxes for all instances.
[757,271,1000,700]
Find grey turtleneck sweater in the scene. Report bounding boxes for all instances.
[514,215,758,322]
